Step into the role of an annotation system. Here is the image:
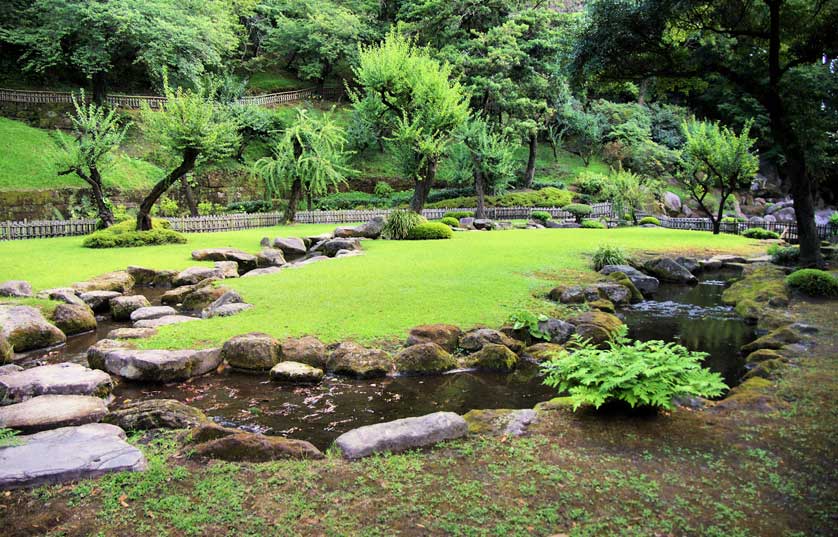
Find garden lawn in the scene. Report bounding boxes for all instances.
[0,226,765,349]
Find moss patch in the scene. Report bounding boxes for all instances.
[722,265,789,322]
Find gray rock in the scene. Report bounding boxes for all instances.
[106,327,158,340]
[280,336,327,368]
[130,306,177,322]
[213,261,240,279]
[200,290,244,319]
[110,295,151,321]
[763,214,777,223]
[406,324,462,353]
[133,315,199,329]
[88,346,222,382]
[0,305,66,353]
[0,423,147,490]
[317,237,362,257]
[288,255,330,268]
[334,411,468,459]
[748,216,765,226]
[72,271,134,294]
[663,191,682,215]
[0,280,33,298]
[589,283,631,305]
[80,290,122,313]
[0,364,22,376]
[39,287,86,307]
[257,248,286,267]
[222,333,280,371]
[0,363,113,405]
[126,266,163,287]
[181,284,229,311]
[774,206,796,223]
[51,303,96,335]
[192,248,258,272]
[242,266,283,277]
[103,399,208,431]
[334,216,385,239]
[272,237,307,259]
[674,256,700,274]
[599,265,660,295]
[459,217,475,229]
[0,395,108,433]
[644,257,698,284]
[473,219,495,230]
[203,303,252,318]
[190,430,323,462]
[328,342,391,379]
[173,266,224,287]
[459,328,523,353]
[536,319,576,344]
[269,361,324,383]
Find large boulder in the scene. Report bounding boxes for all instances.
[269,361,325,383]
[405,324,462,353]
[130,306,177,322]
[394,343,457,375]
[133,315,199,329]
[191,248,258,272]
[88,346,222,382]
[182,285,230,311]
[0,395,108,433]
[605,272,644,302]
[257,248,286,267]
[0,280,33,298]
[221,333,280,371]
[79,290,122,313]
[0,423,147,490]
[242,267,283,278]
[644,257,698,284]
[272,237,308,259]
[663,192,682,215]
[459,328,523,354]
[741,326,801,354]
[280,336,328,368]
[109,295,151,321]
[191,430,323,462]
[51,303,97,335]
[213,261,240,279]
[333,411,468,459]
[103,399,209,431]
[328,342,391,379]
[0,363,113,405]
[0,305,66,353]
[599,265,659,295]
[173,266,225,287]
[316,237,362,258]
[466,344,519,372]
[126,266,164,287]
[462,408,538,437]
[589,283,631,305]
[568,311,624,345]
[536,319,576,344]
[72,271,134,293]
[334,216,385,239]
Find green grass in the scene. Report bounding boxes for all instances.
[0,117,162,192]
[245,70,307,93]
[0,225,763,349]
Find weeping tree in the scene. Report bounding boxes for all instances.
[351,31,470,213]
[452,118,517,219]
[136,77,239,231]
[55,92,128,228]
[601,169,660,224]
[678,119,759,234]
[253,109,353,223]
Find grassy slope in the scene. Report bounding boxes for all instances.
[0,225,764,348]
[0,117,162,192]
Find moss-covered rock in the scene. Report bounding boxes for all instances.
[588,298,616,313]
[394,343,457,374]
[523,343,565,363]
[712,377,778,412]
[743,359,787,381]
[405,324,463,353]
[328,341,391,379]
[182,285,230,311]
[722,265,789,322]
[462,408,537,436]
[568,311,624,346]
[741,326,801,354]
[466,343,518,372]
[51,303,97,335]
[191,431,324,462]
[745,348,785,363]
[104,399,209,431]
[459,328,523,353]
[222,333,281,371]
[72,271,135,293]
[280,336,328,369]
[0,305,66,353]
[533,396,576,413]
[607,272,644,302]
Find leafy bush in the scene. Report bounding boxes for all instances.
[226,200,274,213]
[382,209,427,240]
[440,217,459,227]
[82,218,186,249]
[532,177,566,190]
[427,188,574,209]
[581,219,606,229]
[830,211,838,227]
[721,216,746,223]
[509,311,550,340]
[373,181,394,197]
[591,244,627,271]
[155,196,180,217]
[742,227,780,240]
[316,191,389,210]
[575,171,609,199]
[541,327,728,410]
[786,269,838,297]
[768,244,800,265]
[443,211,474,220]
[426,187,475,204]
[564,203,593,223]
[406,222,453,240]
[638,216,660,226]
[197,201,224,216]
[531,210,552,224]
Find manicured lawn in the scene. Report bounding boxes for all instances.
[0,226,765,348]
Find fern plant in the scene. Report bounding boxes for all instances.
[541,326,727,410]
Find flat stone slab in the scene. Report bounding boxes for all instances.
[106,327,158,340]
[130,306,177,322]
[0,423,147,490]
[242,267,283,277]
[134,315,199,329]
[88,347,222,382]
[0,395,108,433]
[333,411,468,459]
[270,361,324,383]
[0,363,113,405]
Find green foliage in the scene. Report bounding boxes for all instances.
[564,203,593,223]
[428,188,574,209]
[197,201,224,216]
[575,171,609,200]
[541,327,728,410]
[226,200,273,213]
[531,211,552,224]
[768,244,800,265]
[785,269,838,297]
[382,209,427,240]
[509,310,550,341]
[439,217,459,227]
[0,427,21,447]
[742,228,780,240]
[601,170,660,223]
[581,219,606,229]
[591,244,626,271]
[443,211,474,220]
[82,218,185,249]
[405,222,454,240]
[373,181,394,197]
[451,117,517,209]
[554,93,607,167]
[155,196,180,217]
[829,212,838,227]
[638,216,660,226]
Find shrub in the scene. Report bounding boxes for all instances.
[440,217,459,227]
[155,196,180,217]
[226,200,274,213]
[830,211,838,227]
[197,201,224,216]
[638,216,660,226]
[768,244,799,265]
[82,218,186,249]
[742,227,780,240]
[541,327,728,410]
[564,203,593,223]
[406,222,453,240]
[581,219,606,229]
[373,181,394,197]
[531,210,552,224]
[427,188,574,209]
[532,177,566,190]
[575,171,609,199]
[443,211,473,220]
[317,191,388,210]
[786,269,838,297]
[591,244,627,271]
[382,209,427,240]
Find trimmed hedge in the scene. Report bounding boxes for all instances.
[440,217,459,227]
[564,203,593,223]
[638,216,661,226]
[443,211,474,220]
[768,244,799,265]
[581,219,606,229]
[531,210,551,223]
[82,219,186,249]
[786,269,838,297]
[427,187,574,209]
[406,222,454,240]
[742,227,780,240]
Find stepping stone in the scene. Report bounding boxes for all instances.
[202,303,252,319]
[110,295,150,321]
[106,327,158,340]
[0,363,112,405]
[242,267,283,277]
[103,399,208,431]
[38,287,86,306]
[88,347,222,382]
[0,395,108,433]
[134,315,199,329]
[79,291,122,313]
[130,306,177,322]
[0,423,147,490]
[269,361,324,383]
[0,305,67,354]
[333,411,468,459]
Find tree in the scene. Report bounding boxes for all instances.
[54,92,128,228]
[452,118,517,219]
[136,78,239,231]
[554,98,607,167]
[254,109,353,223]
[351,31,469,212]
[572,0,837,265]
[601,170,660,224]
[678,119,759,234]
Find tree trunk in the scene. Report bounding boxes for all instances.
[283,178,303,223]
[523,134,537,188]
[136,148,200,231]
[88,167,114,229]
[409,159,437,213]
[713,195,728,235]
[182,177,199,217]
[474,168,486,219]
[306,190,313,211]
[92,72,107,106]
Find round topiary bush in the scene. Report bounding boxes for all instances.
[638,216,661,226]
[443,210,474,220]
[785,269,838,297]
[406,222,454,240]
[531,210,551,224]
[742,227,780,240]
[564,203,593,223]
[82,219,186,249]
[581,219,606,229]
[439,217,459,227]
[382,209,427,240]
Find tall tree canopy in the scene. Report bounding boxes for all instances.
[572,0,838,265]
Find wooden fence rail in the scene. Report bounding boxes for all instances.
[0,218,98,240]
[647,214,834,242]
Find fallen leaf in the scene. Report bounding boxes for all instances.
[119,494,129,508]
